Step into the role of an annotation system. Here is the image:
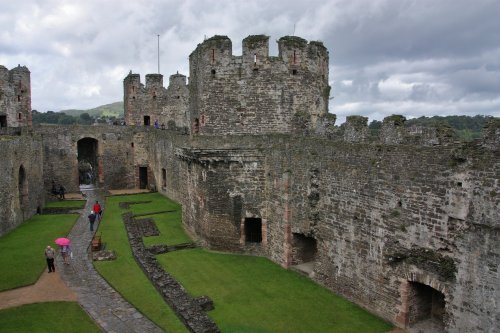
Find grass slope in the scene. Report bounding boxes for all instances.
[158,249,392,333]
[94,193,188,332]
[0,214,78,291]
[97,192,392,333]
[0,302,101,333]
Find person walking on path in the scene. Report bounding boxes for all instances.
[93,201,102,221]
[60,245,71,265]
[88,211,97,232]
[45,246,56,273]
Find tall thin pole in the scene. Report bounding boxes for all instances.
[157,34,160,74]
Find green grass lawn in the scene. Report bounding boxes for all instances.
[142,210,191,247]
[0,302,101,333]
[95,192,392,333]
[0,214,78,291]
[94,193,188,333]
[158,249,392,333]
[45,200,86,209]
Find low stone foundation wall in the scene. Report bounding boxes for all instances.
[122,212,219,333]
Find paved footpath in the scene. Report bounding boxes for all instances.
[57,188,164,333]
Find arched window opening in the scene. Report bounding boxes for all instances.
[193,118,200,134]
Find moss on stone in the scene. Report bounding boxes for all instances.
[243,35,269,49]
[323,86,331,99]
[279,36,308,48]
[384,115,406,126]
[386,247,457,281]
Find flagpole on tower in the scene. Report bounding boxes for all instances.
[157,34,160,74]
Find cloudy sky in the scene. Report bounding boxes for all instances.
[1,0,499,123]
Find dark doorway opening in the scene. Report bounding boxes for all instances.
[18,165,28,209]
[0,115,6,127]
[77,138,98,185]
[245,218,262,243]
[161,168,166,188]
[408,282,446,332]
[144,116,151,126]
[139,167,148,189]
[291,233,317,265]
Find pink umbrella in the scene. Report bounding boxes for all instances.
[55,237,71,246]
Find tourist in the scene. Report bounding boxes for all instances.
[59,185,65,200]
[93,200,102,220]
[45,245,55,273]
[60,244,71,265]
[154,119,160,129]
[88,210,97,231]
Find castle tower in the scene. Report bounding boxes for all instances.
[0,65,32,128]
[188,35,330,136]
[123,72,142,126]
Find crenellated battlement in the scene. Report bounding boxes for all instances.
[188,34,330,135]
[189,34,329,80]
[124,71,189,129]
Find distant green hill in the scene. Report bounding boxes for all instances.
[61,101,124,118]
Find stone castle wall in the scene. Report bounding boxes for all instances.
[0,65,32,128]
[35,125,138,193]
[0,129,44,235]
[124,72,189,130]
[144,123,499,332]
[188,35,330,135]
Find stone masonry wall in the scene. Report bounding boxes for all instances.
[124,72,189,130]
[145,129,499,333]
[0,130,44,235]
[35,125,136,194]
[188,35,329,135]
[0,65,32,128]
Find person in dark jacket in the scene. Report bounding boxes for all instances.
[45,245,55,273]
[88,211,97,231]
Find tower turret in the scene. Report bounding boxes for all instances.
[124,72,142,125]
[0,65,32,127]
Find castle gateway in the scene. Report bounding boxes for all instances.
[0,35,498,333]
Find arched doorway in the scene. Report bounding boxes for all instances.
[77,138,98,185]
[398,279,446,333]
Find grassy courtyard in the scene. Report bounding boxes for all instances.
[0,213,78,291]
[94,193,188,333]
[97,192,392,333]
[0,208,101,332]
[0,302,101,333]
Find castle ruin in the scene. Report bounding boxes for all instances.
[0,35,498,333]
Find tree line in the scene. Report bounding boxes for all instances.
[368,115,496,141]
[31,110,122,125]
